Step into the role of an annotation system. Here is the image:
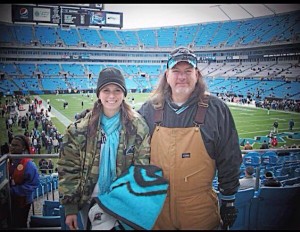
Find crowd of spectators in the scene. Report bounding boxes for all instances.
[1,95,63,174]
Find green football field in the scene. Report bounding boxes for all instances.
[39,93,300,150]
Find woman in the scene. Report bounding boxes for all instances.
[9,134,40,228]
[57,67,150,230]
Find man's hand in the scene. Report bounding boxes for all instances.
[220,200,238,229]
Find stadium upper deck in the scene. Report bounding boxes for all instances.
[0,9,299,100]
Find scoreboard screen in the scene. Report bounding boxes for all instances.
[12,4,123,28]
[61,8,123,28]
[61,8,90,26]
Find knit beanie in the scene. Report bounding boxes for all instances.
[96,67,127,97]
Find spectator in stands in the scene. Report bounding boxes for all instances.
[239,166,260,190]
[40,159,49,174]
[273,120,279,134]
[260,140,269,149]
[48,159,54,174]
[38,158,46,169]
[263,171,282,187]
[138,47,242,230]
[8,135,40,228]
[244,141,253,150]
[289,119,294,131]
[57,67,150,230]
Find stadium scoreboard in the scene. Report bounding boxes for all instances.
[12,4,123,28]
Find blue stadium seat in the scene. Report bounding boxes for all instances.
[43,200,60,216]
[281,177,300,186]
[29,215,61,228]
[243,152,261,167]
[261,151,278,166]
[275,174,289,181]
[250,185,300,230]
[230,188,255,230]
[294,168,300,177]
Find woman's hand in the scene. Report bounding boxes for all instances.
[66,214,78,230]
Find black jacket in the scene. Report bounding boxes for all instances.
[138,94,242,197]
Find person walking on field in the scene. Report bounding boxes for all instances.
[289,119,294,131]
[138,47,242,230]
[273,120,279,134]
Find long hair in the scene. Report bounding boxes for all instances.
[149,68,208,109]
[88,99,136,138]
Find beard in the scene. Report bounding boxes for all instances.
[173,85,194,96]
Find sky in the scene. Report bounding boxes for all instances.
[0,4,299,29]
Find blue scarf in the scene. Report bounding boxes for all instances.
[98,112,122,195]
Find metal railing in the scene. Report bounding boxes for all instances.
[1,148,300,229]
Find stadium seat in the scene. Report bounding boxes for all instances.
[43,200,60,216]
[243,152,261,167]
[250,185,300,230]
[261,151,278,166]
[275,174,289,181]
[29,215,61,228]
[281,177,300,186]
[294,168,300,177]
[229,188,255,230]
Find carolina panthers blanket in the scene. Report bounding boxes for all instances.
[94,164,169,230]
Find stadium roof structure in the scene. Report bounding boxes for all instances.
[1,4,300,29]
[103,4,300,29]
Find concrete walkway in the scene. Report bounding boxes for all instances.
[34,96,72,127]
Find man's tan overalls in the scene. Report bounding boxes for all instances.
[150,100,221,230]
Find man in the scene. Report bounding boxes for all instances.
[289,119,294,131]
[239,166,260,190]
[244,141,253,150]
[273,120,279,134]
[138,47,242,230]
[260,140,269,149]
[7,135,40,228]
[263,171,282,187]
[271,136,278,147]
